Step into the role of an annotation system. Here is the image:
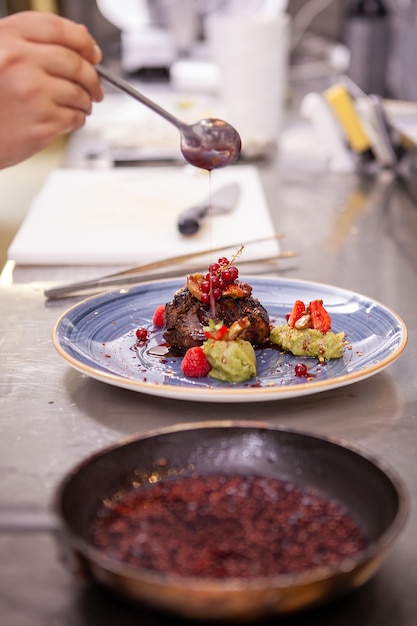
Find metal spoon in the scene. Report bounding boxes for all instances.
[95,65,241,170]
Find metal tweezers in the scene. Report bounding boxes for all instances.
[44,233,297,300]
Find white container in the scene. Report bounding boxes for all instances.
[206,11,290,158]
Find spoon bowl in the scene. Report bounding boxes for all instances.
[96,65,241,170]
[180,118,241,170]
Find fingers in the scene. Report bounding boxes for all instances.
[0,89,88,168]
[3,11,102,64]
[0,12,104,102]
[1,57,96,130]
[3,62,92,126]
[49,76,95,116]
[0,11,105,167]
[35,43,104,103]
[57,109,88,135]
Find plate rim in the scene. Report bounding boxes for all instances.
[51,276,408,403]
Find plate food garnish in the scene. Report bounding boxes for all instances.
[52,270,408,402]
[136,251,347,383]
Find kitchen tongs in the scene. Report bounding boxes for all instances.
[44,233,296,299]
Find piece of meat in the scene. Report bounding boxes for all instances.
[163,287,270,353]
[163,289,206,352]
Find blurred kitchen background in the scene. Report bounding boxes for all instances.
[4,0,411,100]
[1,0,416,267]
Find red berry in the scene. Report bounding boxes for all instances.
[295,363,308,378]
[201,281,210,293]
[152,304,165,328]
[309,300,331,332]
[181,347,211,378]
[201,293,210,305]
[228,266,239,281]
[212,287,222,300]
[222,268,232,282]
[209,263,220,273]
[136,328,148,341]
[218,256,229,266]
[288,300,306,328]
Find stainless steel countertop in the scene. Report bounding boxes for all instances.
[1,149,417,625]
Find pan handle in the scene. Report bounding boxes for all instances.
[0,506,93,581]
[0,506,59,533]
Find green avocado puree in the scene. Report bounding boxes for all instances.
[202,338,256,382]
[270,324,344,360]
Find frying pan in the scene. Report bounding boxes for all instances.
[55,421,408,621]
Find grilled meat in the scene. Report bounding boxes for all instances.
[164,286,270,353]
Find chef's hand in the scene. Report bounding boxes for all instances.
[0,11,104,169]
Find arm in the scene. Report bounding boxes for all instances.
[0,11,104,168]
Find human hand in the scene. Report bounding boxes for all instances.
[0,11,104,168]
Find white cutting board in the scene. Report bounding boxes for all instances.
[8,165,279,266]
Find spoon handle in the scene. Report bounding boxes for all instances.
[96,64,183,131]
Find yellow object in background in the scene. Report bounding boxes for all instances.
[324,84,371,153]
[30,0,57,12]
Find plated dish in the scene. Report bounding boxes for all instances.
[52,277,408,403]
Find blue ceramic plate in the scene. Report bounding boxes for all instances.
[52,277,408,403]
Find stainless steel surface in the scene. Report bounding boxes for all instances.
[1,149,417,625]
[96,65,242,170]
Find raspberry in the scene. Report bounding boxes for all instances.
[152,304,165,328]
[181,347,211,378]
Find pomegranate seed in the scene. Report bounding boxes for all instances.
[136,328,148,341]
[295,363,308,377]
